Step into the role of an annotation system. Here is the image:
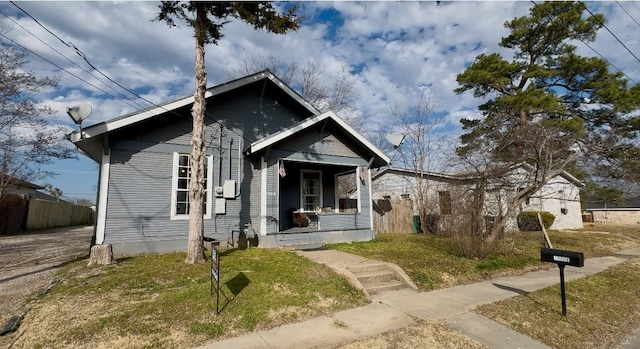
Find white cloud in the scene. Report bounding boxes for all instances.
[1,1,638,196]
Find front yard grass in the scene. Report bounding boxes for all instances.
[327,224,640,348]
[4,224,639,349]
[326,225,640,290]
[476,258,640,349]
[2,248,367,349]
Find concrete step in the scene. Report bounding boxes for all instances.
[348,263,390,273]
[364,280,407,294]
[276,235,324,250]
[349,263,412,295]
[353,270,397,284]
[287,242,324,250]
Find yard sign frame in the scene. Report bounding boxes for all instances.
[210,245,220,313]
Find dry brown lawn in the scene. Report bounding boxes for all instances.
[335,320,488,349]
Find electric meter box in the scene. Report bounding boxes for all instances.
[215,198,226,214]
[223,180,236,199]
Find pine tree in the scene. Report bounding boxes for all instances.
[454,1,640,241]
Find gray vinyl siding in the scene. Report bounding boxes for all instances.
[213,89,306,143]
[103,86,303,252]
[277,129,361,159]
[101,80,378,254]
[106,149,178,242]
[105,140,261,247]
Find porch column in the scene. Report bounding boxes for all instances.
[95,151,110,244]
[260,156,268,235]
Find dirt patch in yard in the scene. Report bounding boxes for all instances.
[0,226,93,343]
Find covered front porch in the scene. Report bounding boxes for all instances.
[243,111,390,248]
[259,227,375,249]
[277,160,362,233]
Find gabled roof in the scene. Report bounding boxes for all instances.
[517,163,585,188]
[34,191,69,203]
[372,164,584,188]
[1,177,44,190]
[371,167,463,182]
[69,70,320,143]
[244,110,391,167]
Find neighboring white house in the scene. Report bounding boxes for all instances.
[518,171,583,229]
[371,166,584,231]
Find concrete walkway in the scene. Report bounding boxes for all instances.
[196,247,640,349]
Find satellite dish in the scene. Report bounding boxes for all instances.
[385,133,405,149]
[66,104,92,125]
[67,104,93,140]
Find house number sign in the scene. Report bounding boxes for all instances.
[540,248,584,316]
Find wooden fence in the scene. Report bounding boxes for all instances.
[373,198,414,233]
[26,199,94,230]
[0,196,94,233]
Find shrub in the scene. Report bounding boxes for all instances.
[517,211,555,231]
[449,230,499,259]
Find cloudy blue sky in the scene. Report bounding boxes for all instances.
[1,1,639,202]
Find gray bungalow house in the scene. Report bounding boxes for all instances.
[70,71,390,255]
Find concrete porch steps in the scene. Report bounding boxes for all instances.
[349,263,411,295]
[276,234,324,250]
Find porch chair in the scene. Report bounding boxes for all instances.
[290,208,309,227]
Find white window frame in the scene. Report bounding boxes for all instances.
[170,152,213,220]
[300,169,322,212]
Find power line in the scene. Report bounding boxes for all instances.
[0,33,140,103]
[531,1,637,85]
[616,1,640,30]
[7,2,260,146]
[5,2,203,138]
[9,1,161,110]
[580,2,640,67]
[0,8,148,112]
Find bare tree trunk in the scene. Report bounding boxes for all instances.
[471,180,486,236]
[486,195,521,242]
[185,3,207,264]
[486,217,508,242]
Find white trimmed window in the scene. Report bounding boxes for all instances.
[301,170,322,212]
[171,153,213,220]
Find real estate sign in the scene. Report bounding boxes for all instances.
[210,246,220,313]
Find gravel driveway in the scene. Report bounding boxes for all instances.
[0,226,93,330]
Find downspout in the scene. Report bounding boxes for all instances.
[259,79,267,136]
[218,123,223,187]
[235,138,242,198]
[228,138,233,181]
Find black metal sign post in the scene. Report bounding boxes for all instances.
[558,264,567,316]
[210,246,220,314]
[540,248,584,316]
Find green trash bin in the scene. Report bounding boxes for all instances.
[412,215,422,233]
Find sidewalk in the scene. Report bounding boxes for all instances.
[196,247,640,349]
